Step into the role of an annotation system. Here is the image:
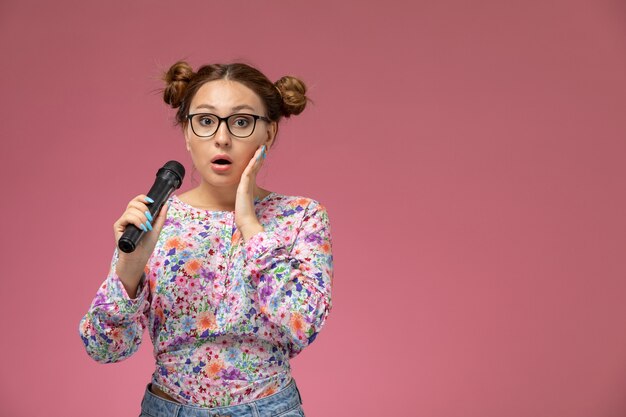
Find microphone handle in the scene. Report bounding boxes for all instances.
[117,176,178,254]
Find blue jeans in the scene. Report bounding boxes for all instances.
[139,379,305,417]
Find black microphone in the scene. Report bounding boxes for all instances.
[118,161,185,253]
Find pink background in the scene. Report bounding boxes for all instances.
[1,1,625,416]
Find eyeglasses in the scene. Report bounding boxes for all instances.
[186,113,270,138]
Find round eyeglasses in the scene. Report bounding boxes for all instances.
[186,113,271,138]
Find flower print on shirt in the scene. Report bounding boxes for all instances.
[79,193,333,407]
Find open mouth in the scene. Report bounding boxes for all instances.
[213,159,231,165]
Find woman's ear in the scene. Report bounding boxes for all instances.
[183,125,191,151]
[265,121,277,149]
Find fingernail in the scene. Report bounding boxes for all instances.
[145,196,154,203]
[262,146,267,159]
[145,210,153,222]
[140,224,148,232]
[146,221,153,231]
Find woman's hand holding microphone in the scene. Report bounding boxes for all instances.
[113,195,169,298]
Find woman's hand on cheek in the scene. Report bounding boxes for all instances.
[235,144,267,242]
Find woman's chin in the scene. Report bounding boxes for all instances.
[200,173,243,188]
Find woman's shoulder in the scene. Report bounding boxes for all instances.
[263,192,326,212]
[262,193,330,228]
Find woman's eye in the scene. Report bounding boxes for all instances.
[232,117,250,128]
[198,116,215,126]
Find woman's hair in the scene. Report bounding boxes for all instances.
[162,61,308,126]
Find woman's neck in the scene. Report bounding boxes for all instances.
[179,182,269,212]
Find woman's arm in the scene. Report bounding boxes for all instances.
[78,250,151,363]
[79,195,167,363]
[244,199,333,356]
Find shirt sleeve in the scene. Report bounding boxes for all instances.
[244,200,333,357]
[78,249,150,363]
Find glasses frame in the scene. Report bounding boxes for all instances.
[186,113,271,139]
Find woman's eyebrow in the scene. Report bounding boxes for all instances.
[194,104,257,112]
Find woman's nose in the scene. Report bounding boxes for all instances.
[213,121,232,147]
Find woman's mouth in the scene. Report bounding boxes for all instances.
[211,155,233,172]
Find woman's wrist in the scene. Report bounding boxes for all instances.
[115,259,146,299]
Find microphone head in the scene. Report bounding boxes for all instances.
[159,160,185,189]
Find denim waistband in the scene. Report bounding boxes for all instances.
[140,378,304,417]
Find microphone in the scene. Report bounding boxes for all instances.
[118,161,185,253]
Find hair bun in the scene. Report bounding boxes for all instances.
[163,61,195,109]
[275,76,308,117]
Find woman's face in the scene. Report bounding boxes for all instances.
[184,79,276,189]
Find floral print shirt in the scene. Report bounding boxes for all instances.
[79,193,333,407]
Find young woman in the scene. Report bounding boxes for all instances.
[79,61,333,417]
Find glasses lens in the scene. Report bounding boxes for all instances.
[228,114,255,138]
[191,114,219,137]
